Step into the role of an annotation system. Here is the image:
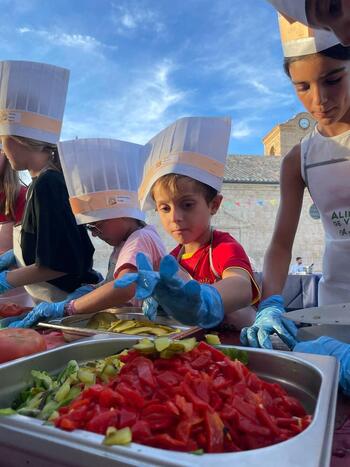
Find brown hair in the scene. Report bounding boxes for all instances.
[284,43,350,77]
[0,157,21,220]
[151,173,218,205]
[10,135,62,172]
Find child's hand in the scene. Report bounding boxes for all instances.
[114,253,224,328]
[240,295,298,349]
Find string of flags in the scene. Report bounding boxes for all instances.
[223,198,279,209]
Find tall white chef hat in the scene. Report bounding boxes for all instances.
[58,138,146,225]
[267,0,308,24]
[278,12,339,57]
[0,61,69,144]
[139,116,231,210]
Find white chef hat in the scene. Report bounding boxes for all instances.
[139,116,231,210]
[278,12,339,57]
[267,0,308,24]
[58,138,146,225]
[0,60,69,144]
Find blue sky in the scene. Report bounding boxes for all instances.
[1,0,305,155]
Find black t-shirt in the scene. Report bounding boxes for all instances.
[20,169,99,292]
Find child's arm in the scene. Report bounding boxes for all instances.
[72,268,136,314]
[240,145,305,349]
[212,268,252,314]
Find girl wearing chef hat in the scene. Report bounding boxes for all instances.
[241,17,350,351]
[8,138,167,327]
[0,60,100,310]
[267,0,350,46]
[115,117,260,329]
[0,148,31,308]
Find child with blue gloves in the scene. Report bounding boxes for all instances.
[115,117,260,329]
[240,15,350,395]
[7,138,166,328]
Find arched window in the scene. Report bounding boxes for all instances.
[269,146,275,156]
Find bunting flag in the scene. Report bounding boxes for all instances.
[222,198,279,208]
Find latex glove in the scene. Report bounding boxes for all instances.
[294,336,350,396]
[114,253,224,328]
[8,284,95,328]
[0,250,16,272]
[240,295,298,350]
[142,297,159,321]
[0,271,14,295]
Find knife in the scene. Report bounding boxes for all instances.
[283,302,350,325]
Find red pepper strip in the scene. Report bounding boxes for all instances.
[156,370,181,388]
[174,395,193,419]
[142,403,176,431]
[99,388,125,407]
[131,420,152,440]
[146,434,189,451]
[56,417,78,431]
[256,404,281,436]
[190,352,212,370]
[132,356,157,389]
[238,416,271,436]
[204,411,225,453]
[181,381,211,411]
[86,408,119,434]
[196,341,226,362]
[116,382,145,409]
[119,408,138,429]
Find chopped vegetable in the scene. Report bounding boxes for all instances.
[205,334,221,345]
[53,340,311,453]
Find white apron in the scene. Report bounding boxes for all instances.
[13,224,68,304]
[301,127,350,305]
[176,232,256,329]
[0,221,34,307]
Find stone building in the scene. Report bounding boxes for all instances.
[263,111,316,156]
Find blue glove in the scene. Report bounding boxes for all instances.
[114,253,224,328]
[0,271,14,295]
[0,250,16,272]
[294,336,350,396]
[240,295,298,350]
[7,284,95,328]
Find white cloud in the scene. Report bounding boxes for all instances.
[231,120,255,139]
[17,27,113,53]
[111,3,164,35]
[62,59,187,143]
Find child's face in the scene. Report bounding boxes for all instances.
[306,0,350,46]
[87,217,133,247]
[153,178,222,246]
[289,54,350,128]
[0,136,29,171]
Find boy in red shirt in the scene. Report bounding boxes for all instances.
[115,117,260,329]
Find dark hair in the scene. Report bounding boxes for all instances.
[284,43,350,78]
[152,173,218,205]
[296,257,302,261]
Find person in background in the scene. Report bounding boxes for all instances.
[8,138,166,327]
[0,60,99,311]
[267,0,350,46]
[240,17,350,395]
[290,256,304,274]
[115,117,260,330]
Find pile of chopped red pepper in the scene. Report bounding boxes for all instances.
[55,342,311,453]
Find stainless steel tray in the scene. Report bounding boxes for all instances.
[38,308,199,342]
[0,338,339,467]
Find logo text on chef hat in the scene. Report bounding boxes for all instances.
[108,195,132,206]
[0,110,21,124]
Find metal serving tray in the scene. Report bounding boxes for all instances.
[37,308,199,342]
[0,338,338,467]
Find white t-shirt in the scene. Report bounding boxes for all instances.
[107,225,166,306]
